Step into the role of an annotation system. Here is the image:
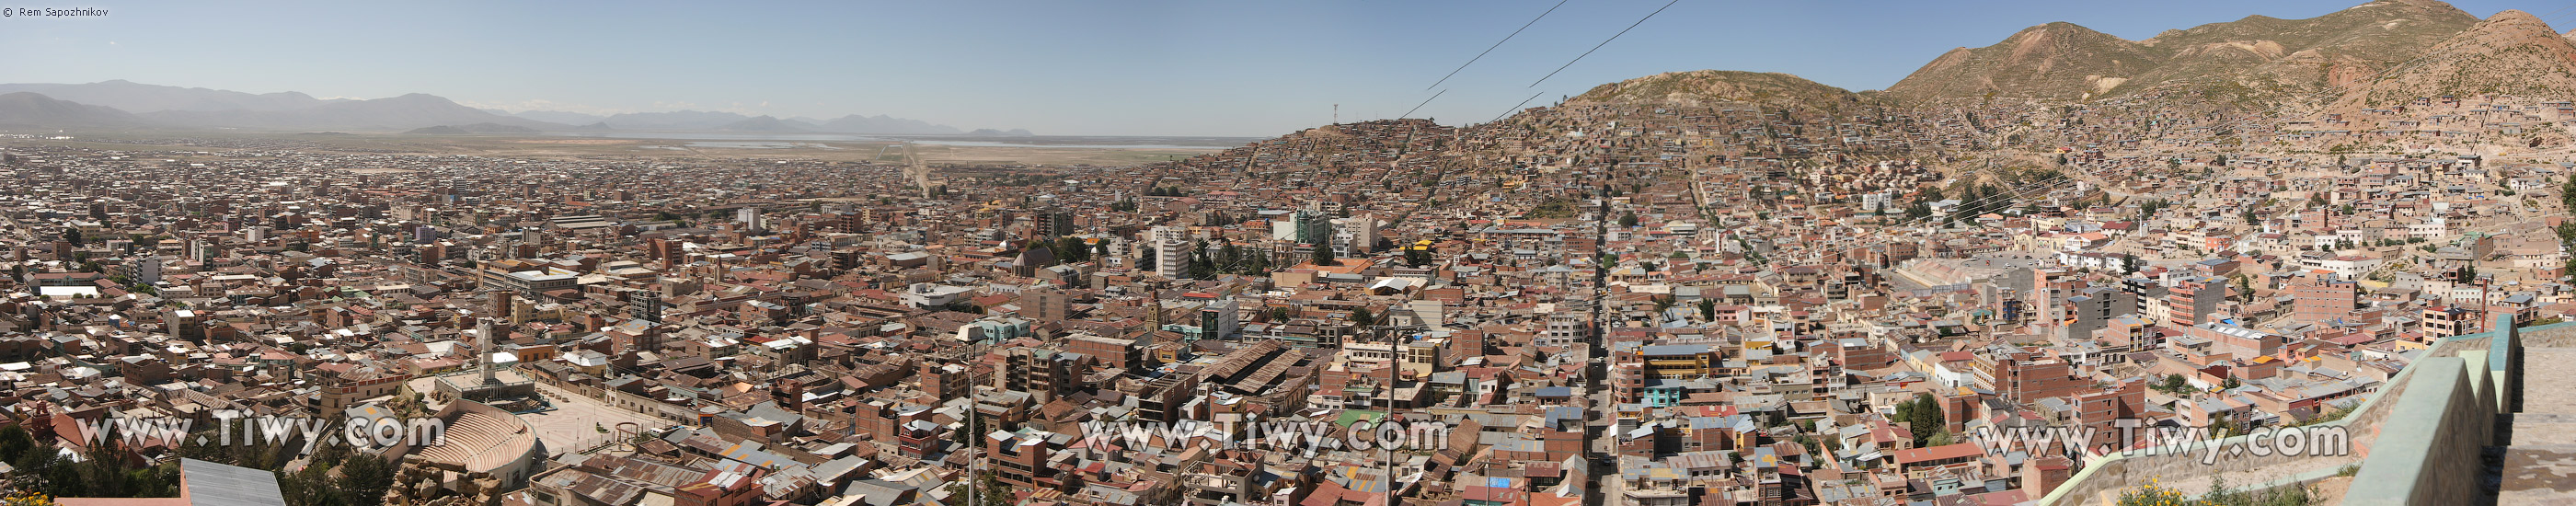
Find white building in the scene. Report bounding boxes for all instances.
[900,282,974,308]
[1150,225,1190,279]
[1334,213,1380,257]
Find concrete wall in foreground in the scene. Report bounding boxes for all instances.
[2337,316,2529,505]
[2035,337,2455,506]
[2340,357,2495,505]
[2039,316,2548,506]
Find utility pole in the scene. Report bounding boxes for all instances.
[1376,321,1425,506]
[1588,192,1611,506]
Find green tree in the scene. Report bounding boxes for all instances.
[14,444,62,497]
[1214,242,1240,271]
[1187,250,1213,279]
[0,426,29,464]
[1056,236,1087,263]
[277,463,341,506]
[942,473,1015,506]
[1310,243,1335,266]
[1892,394,1944,447]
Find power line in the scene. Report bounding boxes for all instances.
[1530,0,1682,88]
[1400,89,1448,120]
[1426,0,1571,91]
[1492,91,1550,122]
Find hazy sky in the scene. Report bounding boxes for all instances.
[1,0,2555,136]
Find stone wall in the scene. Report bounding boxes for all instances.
[2037,324,2513,505]
[2341,357,2495,505]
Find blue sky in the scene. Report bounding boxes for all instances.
[0,0,2555,136]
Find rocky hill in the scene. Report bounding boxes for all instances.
[2341,8,2576,107]
[1884,0,2479,103]
[1884,22,2160,102]
[1571,70,1865,109]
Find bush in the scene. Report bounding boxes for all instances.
[2116,476,2317,506]
[2115,482,2198,506]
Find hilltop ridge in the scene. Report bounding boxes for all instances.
[1883,0,2481,104]
[2341,8,2576,107]
[1571,70,1866,110]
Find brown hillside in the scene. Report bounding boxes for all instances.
[1883,22,2156,102]
[1882,0,2478,104]
[1570,70,1863,109]
[2342,9,2576,107]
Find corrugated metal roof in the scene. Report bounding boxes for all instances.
[178,458,286,506]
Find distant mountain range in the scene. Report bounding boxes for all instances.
[0,80,1022,134]
[816,114,965,135]
[0,79,343,112]
[490,109,606,125]
[581,110,971,134]
[720,116,804,132]
[143,93,565,131]
[0,92,146,128]
[405,122,542,135]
